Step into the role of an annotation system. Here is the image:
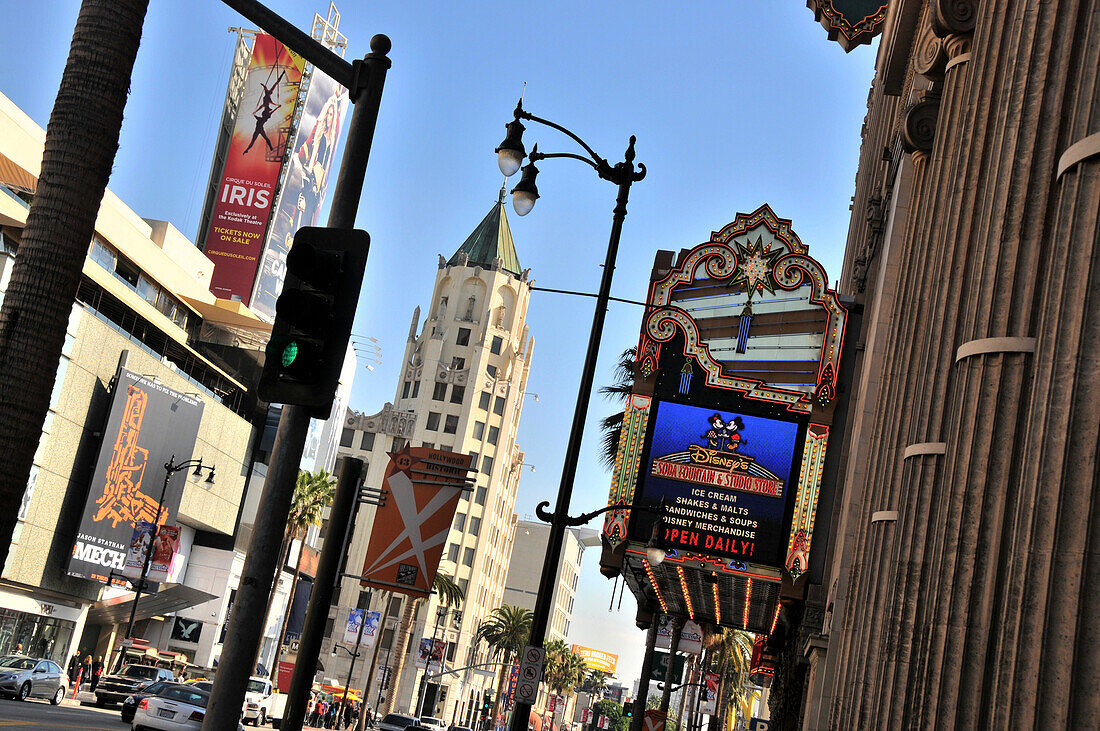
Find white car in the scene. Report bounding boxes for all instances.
[420,717,447,731]
[130,683,246,730]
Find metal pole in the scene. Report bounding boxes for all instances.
[115,457,177,673]
[342,603,369,714]
[630,616,659,731]
[201,29,390,730]
[416,608,446,717]
[358,594,393,730]
[283,457,364,729]
[508,148,638,731]
[378,642,393,711]
[660,620,682,714]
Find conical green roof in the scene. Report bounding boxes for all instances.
[447,186,521,275]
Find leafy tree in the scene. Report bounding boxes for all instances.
[593,699,628,731]
[268,469,337,678]
[476,605,532,723]
[580,668,610,696]
[705,629,754,724]
[0,0,149,572]
[386,572,464,712]
[597,347,637,468]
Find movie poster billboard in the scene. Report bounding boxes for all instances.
[631,400,805,569]
[360,447,474,597]
[250,69,349,321]
[415,638,446,672]
[204,33,305,303]
[68,369,204,582]
[700,672,720,715]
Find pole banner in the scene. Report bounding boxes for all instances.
[68,369,203,582]
[250,69,349,320]
[147,524,180,583]
[204,33,305,302]
[359,446,474,597]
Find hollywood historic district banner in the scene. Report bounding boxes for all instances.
[68,369,204,582]
[204,33,304,303]
[250,69,349,321]
[360,446,474,597]
[633,400,805,568]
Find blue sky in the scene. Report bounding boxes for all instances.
[0,0,875,687]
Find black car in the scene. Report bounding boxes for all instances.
[120,679,174,723]
[94,664,174,706]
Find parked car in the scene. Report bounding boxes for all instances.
[94,663,174,706]
[130,682,246,730]
[121,679,174,723]
[379,712,421,731]
[0,655,67,704]
[243,676,274,726]
[421,716,448,731]
[448,725,474,731]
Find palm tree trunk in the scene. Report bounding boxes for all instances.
[386,596,422,713]
[0,0,149,571]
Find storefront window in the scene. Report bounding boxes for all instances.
[0,609,75,664]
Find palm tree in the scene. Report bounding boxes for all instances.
[705,629,754,725]
[0,0,149,571]
[597,347,637,468]
[385,572,464,712]
[476,605,532,725]
[581,668,609,696]
[267,469,336,678]
[543,639,587,726]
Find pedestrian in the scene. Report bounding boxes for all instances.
[81,654,92,686]
[343,701,355,729]
[13,643,22,654]
[67,651,81,682]
[91,656,104,691]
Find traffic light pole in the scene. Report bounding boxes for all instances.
[201,9,391,727]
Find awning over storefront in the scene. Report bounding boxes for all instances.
[86,584,217,626]
[0,152,36,194]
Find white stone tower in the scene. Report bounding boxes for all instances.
[332,187,534,724]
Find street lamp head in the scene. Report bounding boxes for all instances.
[496,118,526,177]
[511,160,540,216]
[205,470,216,485]
[191,463,204,478]
[645,516,665,566]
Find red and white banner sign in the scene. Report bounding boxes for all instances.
[204,34,304,302]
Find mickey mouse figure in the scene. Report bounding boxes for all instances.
[704,413,729,449]
[725,416,746,453]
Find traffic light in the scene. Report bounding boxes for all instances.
[622,701,633,719]
[482,689,493,715]
[259,227,369,417]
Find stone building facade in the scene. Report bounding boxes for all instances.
[330,190,535,724]
[789,1,1100,728]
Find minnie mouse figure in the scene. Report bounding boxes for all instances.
[704,414,729,449]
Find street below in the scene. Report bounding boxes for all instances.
[0,698,128,729]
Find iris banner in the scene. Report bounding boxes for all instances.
[632,400,805,568]
[250,69,349,320]
[68,369,203,582]
[343,608,381,647]
[204,33,304,303]
[359,446,474,597]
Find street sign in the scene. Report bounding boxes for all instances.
[649,650,686,683]
[516,681,537,704]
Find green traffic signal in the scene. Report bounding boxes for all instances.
[281,340,299,367]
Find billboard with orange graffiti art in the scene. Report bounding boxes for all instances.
[67,369,203,582]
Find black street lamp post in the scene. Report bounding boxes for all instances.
[495,99,645,731]
[115,456,215,672]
